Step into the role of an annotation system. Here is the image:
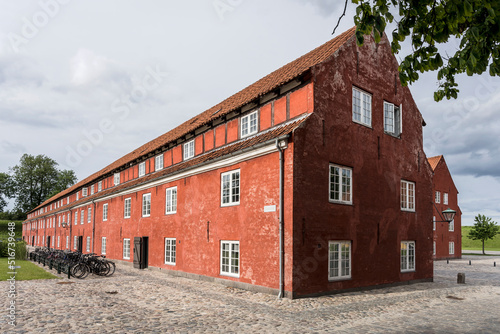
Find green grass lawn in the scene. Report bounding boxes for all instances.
[0,258,59,281]
[462,226,500,251]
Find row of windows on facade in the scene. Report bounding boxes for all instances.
[352,87,402,136]
[435,191,449,205]
[33,236,417,280]
[433,241,455,256]
[28,166,418,231]
[331,164,415,210]
[433,217,455,232]
[30,111,259,218]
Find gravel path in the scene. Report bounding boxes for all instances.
[1,255,499,333]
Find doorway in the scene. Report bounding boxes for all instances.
[77,236,83,253]
[133,237,149,269]
[46,236,51,249]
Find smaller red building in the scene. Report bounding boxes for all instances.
[428,155,462,259]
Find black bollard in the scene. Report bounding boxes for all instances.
[469,260,471,265]
[447,259,449,264]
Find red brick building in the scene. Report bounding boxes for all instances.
[23,27,434,298]
[428,155,462,260]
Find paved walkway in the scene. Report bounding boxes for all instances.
[1,255,499,333]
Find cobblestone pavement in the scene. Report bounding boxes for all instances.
[1,255,499,333]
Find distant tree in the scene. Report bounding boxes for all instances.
[0,172,11,212]
[334,0,500,101]
[8,154,78,214]
[468,214,500,254]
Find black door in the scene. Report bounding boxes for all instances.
[133,237,149,269]
[46,236,51,249]
[32,236,35,246]
[77,236,83,253]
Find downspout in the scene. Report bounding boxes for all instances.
[276,137,287,299]
[92,200,96,253]
[69,209,73,250]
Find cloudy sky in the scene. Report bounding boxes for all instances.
[0,1,499,225]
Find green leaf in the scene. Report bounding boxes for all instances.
[464,0,473,16]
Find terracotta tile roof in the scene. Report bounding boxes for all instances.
[427,155,443,171]
[30,27,356,214]
[28,115,310,218]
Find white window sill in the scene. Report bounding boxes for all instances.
[220,272,240,278]
[221,202,240,207]
[329,200,353,205]
[401,208,416,212]
[328,276,351,282]
[352,119,372,128]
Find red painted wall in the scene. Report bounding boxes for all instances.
[432,158,462,259]
[289,34,433,296]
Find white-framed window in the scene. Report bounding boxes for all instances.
[435,191,441,203]
[155,154,164,171]
[98,181,102,192]
[101,237,106,255]
[401,241,415,272]
[443,193,449,205]
[123,238,130,259]
[449,219,455,232]
[86,236,90,252]
[139,162,146,177]
[67,196,70,204]
[384,102,402,136]
[67,213,70,224]
[74,235,77,250]
[183,140,195,160]
[220,240,239,277]
[433,241,436,255]
[82,187,88,197]
[165,187,177,214]
[114,173,120,186]
[91,185,95,195]
[241,110,258,138]
[433,216,436,231]
[103,203,108,221]
[328,241,351,280]
[76,192,79,201]
[221,170,240,206]
[58,216,61,227]
[75,211,78,225]
[165,238,176,265]
[352,87,372,127]
[401,180,415,212]
[57,236,60,248]
[124,198,131,218]
[449,241,455,255]
[87,207,92,223]
[80,210,84,224]
[142,193,151,217]
[62,215,65,226]
[329,164,352,204]
[66,236,69,249]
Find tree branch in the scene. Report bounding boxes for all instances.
[332,0,349,35]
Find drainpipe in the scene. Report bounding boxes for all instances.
[276,137,288,299]
[92,200,96,253]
